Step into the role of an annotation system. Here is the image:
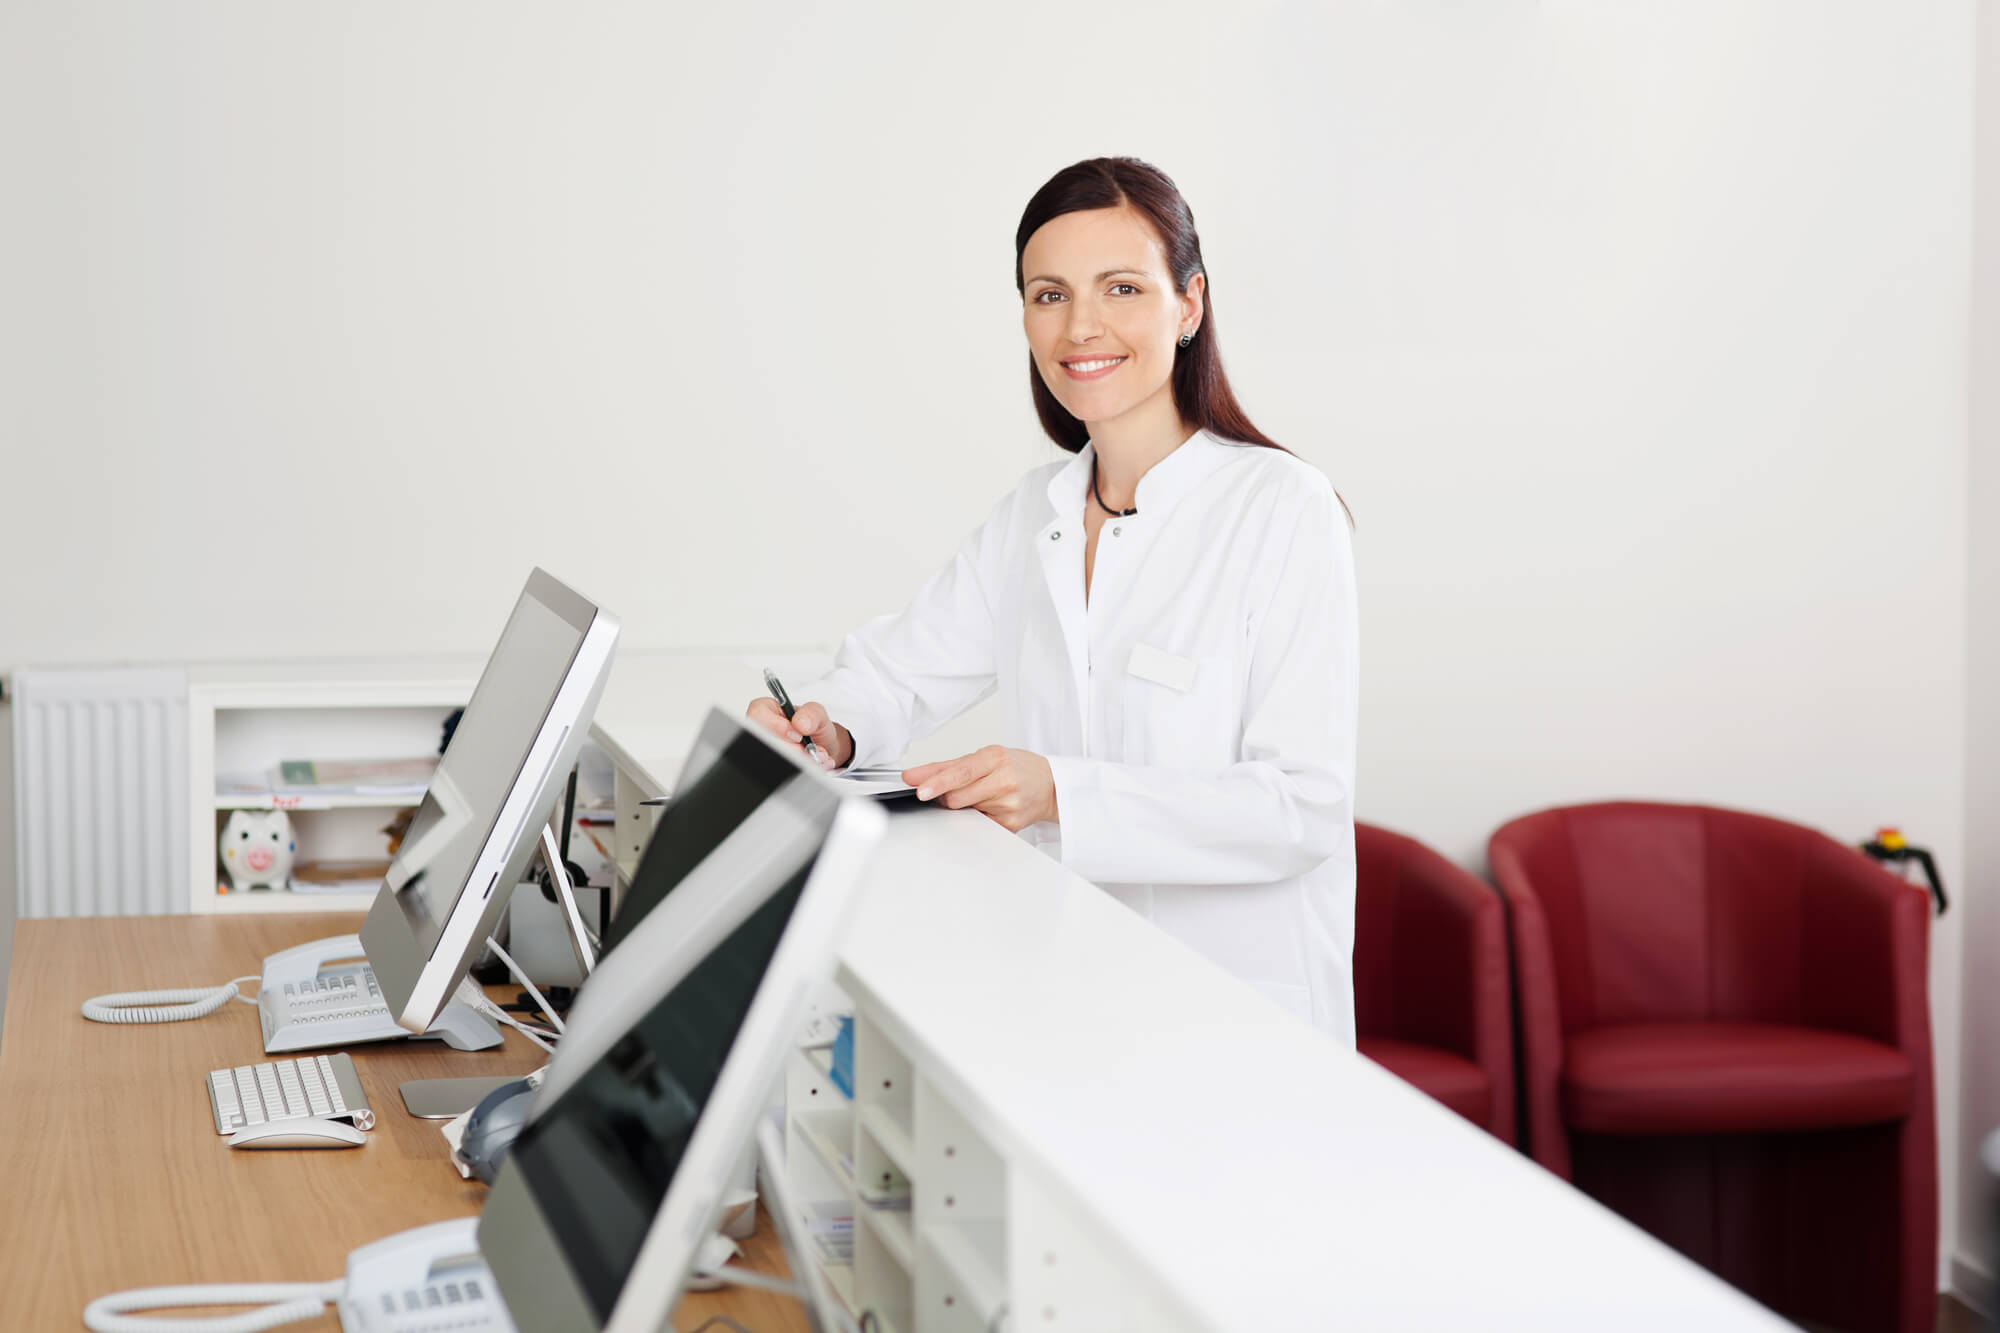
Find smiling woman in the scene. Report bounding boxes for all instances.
[1013,158,1284,469]
[746,157,1361,1043]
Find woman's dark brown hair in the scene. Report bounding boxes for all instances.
[1013,156,1284,456]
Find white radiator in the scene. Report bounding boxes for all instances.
[11,666,189,918]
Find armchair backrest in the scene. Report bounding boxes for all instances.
[1488,801,1892,1035]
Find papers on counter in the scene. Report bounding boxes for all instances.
[833,767,917,799]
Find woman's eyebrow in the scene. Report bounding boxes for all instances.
[1024,267,1152,286]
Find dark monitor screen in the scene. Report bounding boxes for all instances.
[599,722,801,955]
[509,869,813,1320]
[500,715,840,1323]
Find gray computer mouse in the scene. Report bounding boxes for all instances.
[457,1075,538,1183]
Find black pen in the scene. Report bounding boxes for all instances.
[763,669,826,765]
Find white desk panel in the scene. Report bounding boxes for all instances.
[837,810,1793,1333]
[589,676,1792,1331]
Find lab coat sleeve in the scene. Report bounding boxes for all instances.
[1046,480,1358,885]
[797,497,1008,770]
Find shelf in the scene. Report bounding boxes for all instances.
[793,1106,855,1188]
[216,792,423,811]
[859,1102,915,1176]
[924,1219,1006,1316]
[858,1201,915,1272]
[825,1264,906,1333]
[208,890,377,915]
[819,1258,855,1311]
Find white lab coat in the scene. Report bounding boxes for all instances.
[803,430,1360,1044]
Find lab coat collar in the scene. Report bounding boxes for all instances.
[1041,430,1238,526]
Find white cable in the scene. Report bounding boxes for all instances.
[450,975,556,1055]
[481,935,566,1034]
[82,1280,342,1333]
[82,977,260,1025]
[487,1008,554,1054]
[701,1264,806,1300]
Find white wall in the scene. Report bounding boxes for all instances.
[0,0,1976,1287]
[1960,0,2000,1307]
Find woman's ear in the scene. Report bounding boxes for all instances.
[1181,272,1206,336]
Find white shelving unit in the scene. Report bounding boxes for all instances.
[786,1003,1017,1333]
[185,661,481,915]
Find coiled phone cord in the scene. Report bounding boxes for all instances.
[81,977,260,1025]
[82,1280,344,1333]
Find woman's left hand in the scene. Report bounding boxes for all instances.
[901,746,1058,832]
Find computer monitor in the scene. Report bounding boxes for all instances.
[597,703,813,957]
[359,567,619,1037]
[474,710,884,1333]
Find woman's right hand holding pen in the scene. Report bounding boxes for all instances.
[745,697,853,770]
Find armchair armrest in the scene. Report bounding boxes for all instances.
[1388,845,1507,1054]
[1489,836,1571,1176]
[1800,836,1931,1056]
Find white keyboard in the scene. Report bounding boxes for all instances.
[207,1052,375,1134]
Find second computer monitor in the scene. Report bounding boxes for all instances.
[359,567,619,1037]
[475,711,883,1331]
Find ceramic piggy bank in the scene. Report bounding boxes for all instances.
[220,808,296,891]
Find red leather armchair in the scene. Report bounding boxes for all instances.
[1354,822,1514,1143]
[1491,802,1934,1333]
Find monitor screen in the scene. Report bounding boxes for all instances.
[387,591,593,957]
[512,864,814,1320]
[360,568,618,1035]
[599,714,802,955]
[476,711,874,1333]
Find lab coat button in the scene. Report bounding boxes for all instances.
[1050,530,1061,541]
[1112,525,1122,537]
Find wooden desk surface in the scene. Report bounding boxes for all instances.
[0,915,807,1332]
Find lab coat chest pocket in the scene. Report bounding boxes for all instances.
[1121,645,1237,771]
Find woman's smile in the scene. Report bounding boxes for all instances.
[1060,355,1127,381]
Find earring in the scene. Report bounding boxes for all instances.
[1178,331,1194,348]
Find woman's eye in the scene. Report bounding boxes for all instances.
[1111,283,1139,296]
[1032,290,1065,304]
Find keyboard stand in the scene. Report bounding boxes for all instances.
[399,824,594,1118]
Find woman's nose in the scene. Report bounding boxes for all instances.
[1064,298,1104,343]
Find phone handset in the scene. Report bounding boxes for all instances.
[81,1217,512,1333]
[260,933,369,980]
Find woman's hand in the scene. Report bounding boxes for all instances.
[745,698,853,770]
[901,746,1058,832]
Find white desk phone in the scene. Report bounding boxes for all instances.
[83,1216,516,1333]
[81,934,502,1055]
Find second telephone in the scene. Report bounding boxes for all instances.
[80,933,502,1057]
[257,935,501,1054]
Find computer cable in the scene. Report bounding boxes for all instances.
[479,935,566,1034]
[81,976,260,1025]
[443,937,568,1055]
[450,976,554,1055]
[82,1279,343,1332]
[698,1265,805,1300]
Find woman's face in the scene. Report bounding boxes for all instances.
[1021,205,1203,432]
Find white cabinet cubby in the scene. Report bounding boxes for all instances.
[785,993,1017,1333]
[185,662,480,914]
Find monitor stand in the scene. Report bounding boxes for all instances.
[399,823,597,1119]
